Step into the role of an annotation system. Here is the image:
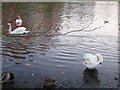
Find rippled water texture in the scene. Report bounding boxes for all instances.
[2,2,118,88]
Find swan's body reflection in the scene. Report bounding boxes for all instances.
[83,68,100,87]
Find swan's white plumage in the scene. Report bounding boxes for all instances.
[8,23,29,35]
[15,16,22,26]
[83,53,103,69]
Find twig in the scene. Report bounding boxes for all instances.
[83,26,103,32]
[83,18,97,30]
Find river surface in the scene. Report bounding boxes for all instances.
[2,1,118,88]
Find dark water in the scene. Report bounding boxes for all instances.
[2,2,118,88]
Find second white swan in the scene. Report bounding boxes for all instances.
[15,16,22,27]
[83,53,103,70]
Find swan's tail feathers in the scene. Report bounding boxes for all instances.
[96,53,103,63]
[24,31,30,34]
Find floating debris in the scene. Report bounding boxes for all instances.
[15,62,23,64]
[26,63,31,66]
[114,77,118,81]
[8,59,13,62]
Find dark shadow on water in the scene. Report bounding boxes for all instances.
[43,85,57,90]
[2,81,15,88]
[83,68,100,87]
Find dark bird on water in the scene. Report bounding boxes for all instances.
[1,72,14,83]
[43,77,58,87]
[104,21,109,24]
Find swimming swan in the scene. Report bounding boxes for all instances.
[15,16,22,26]
[8,23,30,35]
[83,53,103,70]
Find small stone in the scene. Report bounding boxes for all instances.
[29,60,33,62]
[20,75,23,78]
[68,81,70,84]
[114,77,118,80]
[15,62,22,64]
[117,84,120,87]
[24,81,27,84]
[27,63,31,66]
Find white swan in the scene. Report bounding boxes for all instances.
[8,23,30,35]
[83,53,103,70]
[15,16,22,26]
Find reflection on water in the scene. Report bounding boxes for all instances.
[83,68,100,88]
[2,1,118,88]
[2,39,29,59]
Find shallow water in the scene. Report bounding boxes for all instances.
[2,2,118,88]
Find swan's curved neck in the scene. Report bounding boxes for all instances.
[96,54,103,62]
[8,24,12,34]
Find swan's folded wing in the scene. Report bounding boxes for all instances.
[12,27,27,34]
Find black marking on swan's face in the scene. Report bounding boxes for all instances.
[97,56,99,62]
